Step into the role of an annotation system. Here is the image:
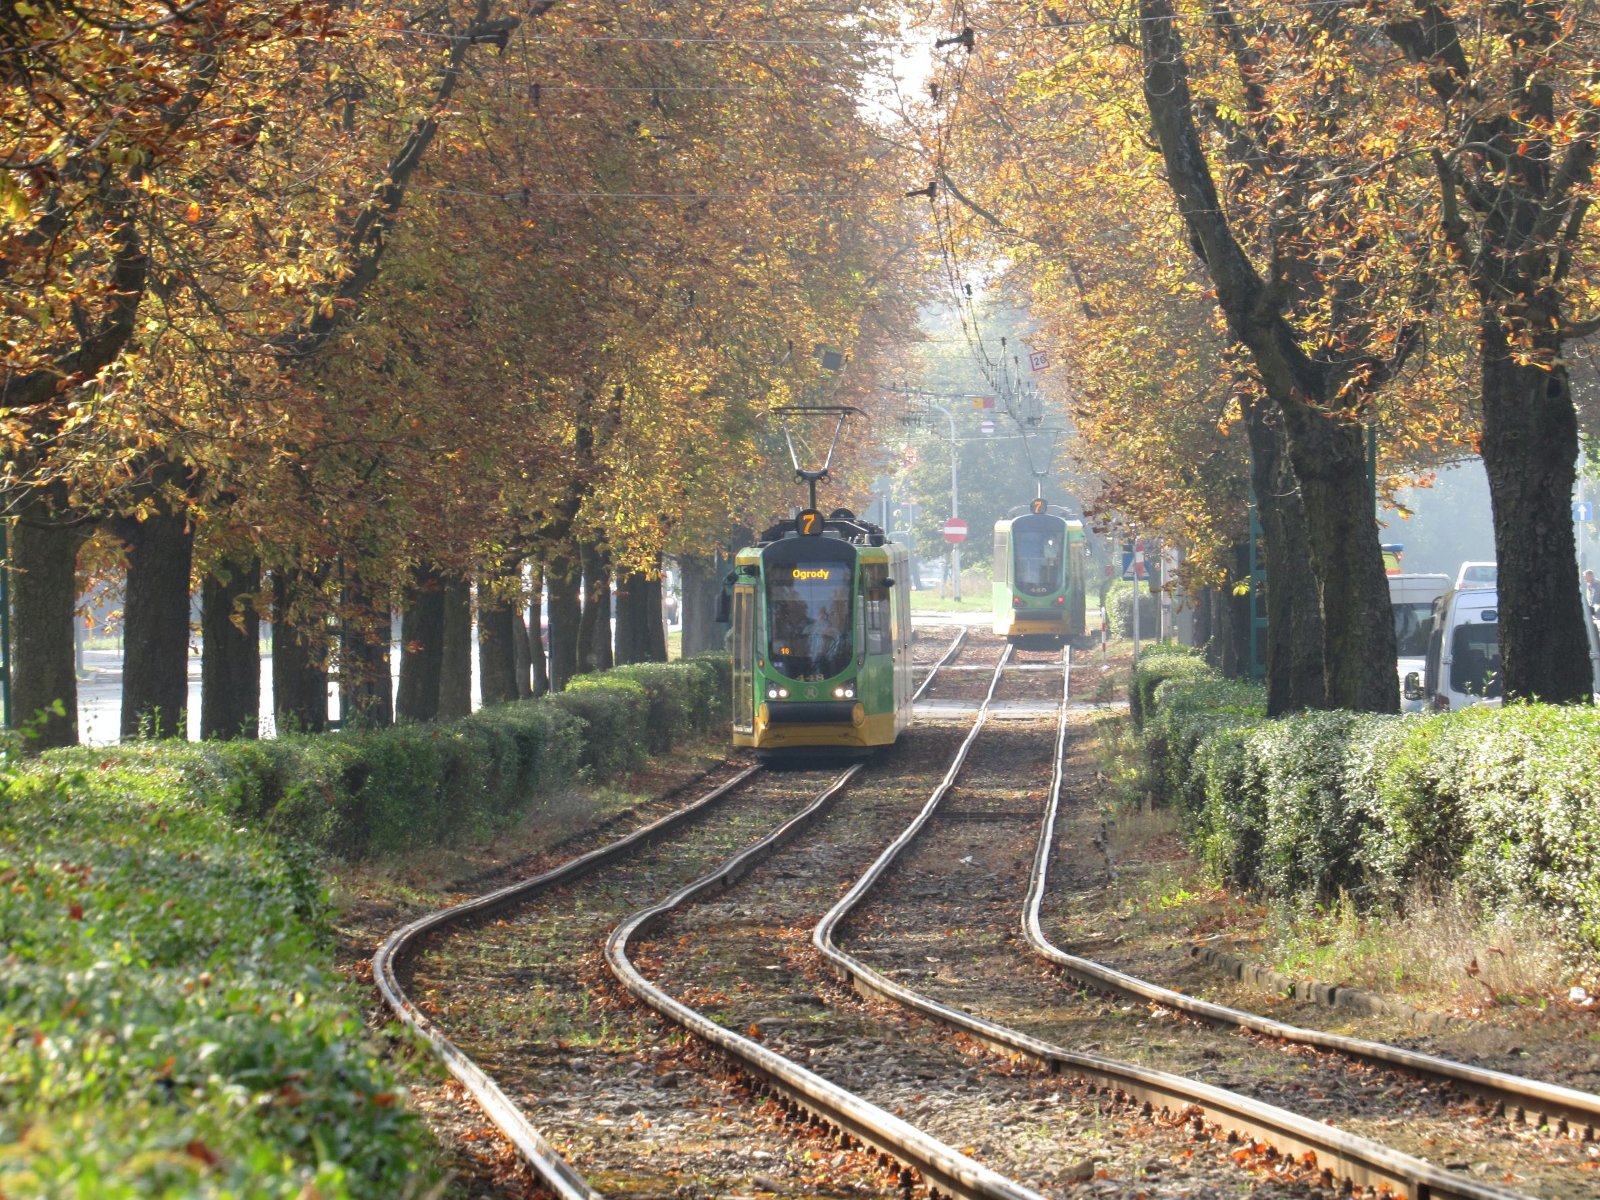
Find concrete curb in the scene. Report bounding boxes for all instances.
[1188,944,1456,1033]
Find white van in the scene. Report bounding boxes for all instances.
[1406,586,1600,711]
[1389,573,1451,713]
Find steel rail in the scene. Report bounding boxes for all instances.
[373,764,763,1200]
[1021,679,1600,1141]
[913,626,970,702]
[605,760,1046,1200]
[814,650,1527,1200]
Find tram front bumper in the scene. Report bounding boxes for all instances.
[755,700,872,749]
[764,700,861,725]
[1009,616,1068,635]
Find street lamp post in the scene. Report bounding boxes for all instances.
[923,401,961,600]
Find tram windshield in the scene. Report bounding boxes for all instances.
[1014,530,1064,596]
[767,561,854,680]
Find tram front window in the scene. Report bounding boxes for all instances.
[768,562,853,680]
[1014,532,1063,596]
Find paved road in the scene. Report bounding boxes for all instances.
[77,649,340,745]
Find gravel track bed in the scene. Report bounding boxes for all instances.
[994,650,1071,705]
[638,724,1339,1199]
[913,632,1009,703]
[913,629,967,667]
[403,767,908,1200]
[1013,717,1595,1198]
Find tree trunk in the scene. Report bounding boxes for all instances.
[645,572,668,662]
[1244,398,1325,715]
[614,569,652,664]
[477,571,519,706]
[1276,403,1396,711]
[271,568,328,734]
[396,564,445,722]
[1480,316,1591,703]
[438,575,472,719]
[201,552,260,740]
[527,563,549,697]
[116,507,195,740]
[590,563,614,672]
[546,547,581,690]
[576,541,611,675]
[1191,579,1214,660]
[679,553,724,656]
[507,559,532,700]
[10,512,89,751]
[1228,573,1252,681]
[511,599,532,699]
[1210,547,1252,680]
[339,567,392,729]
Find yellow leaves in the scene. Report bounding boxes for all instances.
[185,201,202,224]
[0,173,30,222]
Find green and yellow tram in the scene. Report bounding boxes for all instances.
[992,500,1088,648]
[731,509,914,757]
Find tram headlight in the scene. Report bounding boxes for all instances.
[766,685,790,700]
[1053,595,1066,606]
[832,684,855,699]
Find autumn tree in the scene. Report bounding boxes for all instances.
[1374,0,1600,703]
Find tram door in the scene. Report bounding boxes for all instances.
[731,582,755,734]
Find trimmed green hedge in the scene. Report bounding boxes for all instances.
[1135,654,1600,947]
[0,754,432,1198]
[40,653,732,861]
[4,654,732,1196]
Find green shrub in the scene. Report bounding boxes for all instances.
[1106,579,1159,643]
[1355,714,1476,899]
[0,754,432,1198]
[1450,705,1600,945]
[1250,711,1397,903]
[550,675,652,775]
[1129,642,1209,728]
[1138,661,1600,950]
[1194,724,1264,890]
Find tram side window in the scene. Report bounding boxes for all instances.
[1015,531,1063,596]
[994,532,1009,583]
[732,587,754,731]
[862,563,890,656]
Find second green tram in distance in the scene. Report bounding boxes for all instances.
[730,509,914,759]
[992,500,1089,648]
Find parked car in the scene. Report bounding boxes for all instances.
[1454,560,1496,589]
[1389,573,1451,713]
[1405,585,1600,711]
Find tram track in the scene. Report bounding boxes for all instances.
[618,645,1358,1196]
[816,648,1561,1199]
[375,632,970,1199]
[376,625,1600,1200]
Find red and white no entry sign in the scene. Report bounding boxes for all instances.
[943,518,969,543]
[979,418,995,435]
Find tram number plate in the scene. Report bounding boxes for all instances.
[797,508,823,536]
